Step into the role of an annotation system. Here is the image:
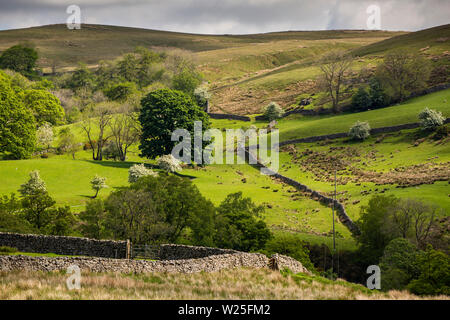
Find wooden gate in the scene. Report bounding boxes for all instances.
[130,244,161,260]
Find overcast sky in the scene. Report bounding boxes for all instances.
[0,0,448,34]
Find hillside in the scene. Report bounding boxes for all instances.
[353,23,450,56]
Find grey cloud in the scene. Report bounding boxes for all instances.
[0,0,448,33]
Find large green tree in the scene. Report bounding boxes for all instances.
[0,45,38,77]
[214,192,272,252]
[23,89,65,126]
[139,89,210,160]
[0,71,36,159]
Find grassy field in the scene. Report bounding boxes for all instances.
[276,89,450,141]
[1,89,447,250]
[0,268,444,300]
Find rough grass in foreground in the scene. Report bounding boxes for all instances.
[0,268,448,300]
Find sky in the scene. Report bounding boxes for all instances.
[0,0,448,34]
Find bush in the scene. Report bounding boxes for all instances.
[40,153,49,159]
[102,142,121,161]
[418,107,445,131]
[158,154,182,172]
[0,246,18,254]
[128,164,157,183]
[194,86,211,109]
[432,125,449,140]
[380,238,421,291]
[407,246,450,296]
[104,82,137,101]
[368,77,390,109]
[214,192,272,252]
[351,87,371,112]
[348,121,371,141]
[262,102,284,121]
[0,194,35,234]
[260,234,315,272]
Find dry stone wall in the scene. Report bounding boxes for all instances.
[0,252,307,275]
[0,232,128,259]
[158,244,238,260]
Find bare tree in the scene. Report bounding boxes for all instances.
[391,198,439,249]
[411,202,438,249]
[319,50,353,113]
[108,104,141,161]
[80,103,113,161]
[375,49,431,102]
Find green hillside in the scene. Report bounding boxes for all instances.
[353,24,450,56]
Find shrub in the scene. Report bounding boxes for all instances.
[40,153,49,159]
[214,192,272,252]
[36,122,54,150]
[104,82,137,102]
[158,154,182,172]
[262,102,284,121]
[19,170,47,196]
[432,125,449,140]
[90,175,108,198]
[418,107,445,131]
[348,121,371,141]
[102,142,121,161]
[407,246,450,296]
[368,77,390,109]
[380,238,421,291]
[128,164,157,183]
[260,234,315,272]
[0,246,18,254]
[351,87,371,112]
[194,86,211,109]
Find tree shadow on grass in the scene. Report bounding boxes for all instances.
[83,160,158,169]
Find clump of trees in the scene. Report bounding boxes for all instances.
[375,49,431,102]
[351,50,432,113]
[350,78,390,112]
[354,195,449,295]
[348,121,371,141]
[0,171,76,236]
[78,175,271,250]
